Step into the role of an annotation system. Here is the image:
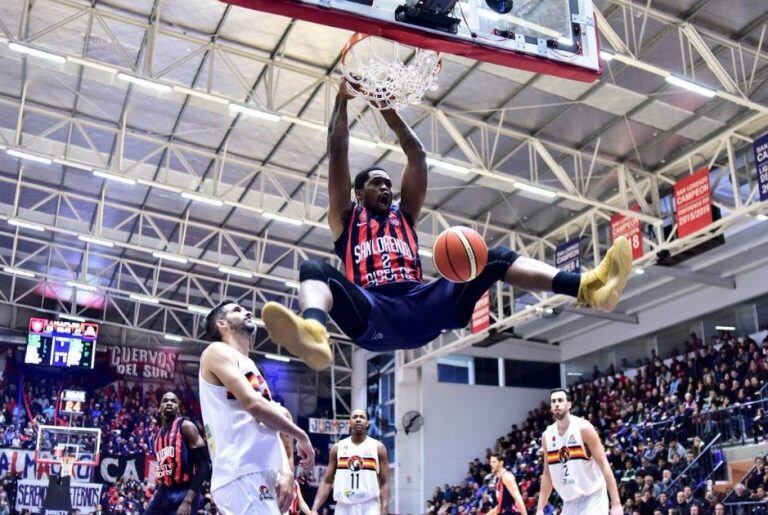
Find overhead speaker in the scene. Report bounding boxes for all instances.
[485,0,513,14]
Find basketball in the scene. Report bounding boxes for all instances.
[432,227,488,283]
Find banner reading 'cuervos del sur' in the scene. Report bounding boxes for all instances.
[110,346,179,380]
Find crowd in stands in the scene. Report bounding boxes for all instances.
[428,333,768,515]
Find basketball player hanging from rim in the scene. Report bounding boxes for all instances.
[262,80,632,370]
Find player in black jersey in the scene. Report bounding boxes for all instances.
[489,454,526,514]
[263,80,632,370]
[146,392,211,515]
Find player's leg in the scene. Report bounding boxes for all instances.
[262,259,372,370]
[504,236,632,312]
[211,472,282,515]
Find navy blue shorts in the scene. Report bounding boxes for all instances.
[145,486,201,515]
[299,246,519,351]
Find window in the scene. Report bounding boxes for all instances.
[474,357,499,386]
[505,359,559,388]
[437,355,473,384]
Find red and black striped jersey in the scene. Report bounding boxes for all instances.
[333,203,423,289]
[152,417,193,487]
[495,472,522,514]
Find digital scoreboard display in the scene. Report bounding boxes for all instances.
[25,318,98,369]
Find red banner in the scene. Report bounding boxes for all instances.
[471,292,490,334]
[610,208,644,260]
[674,167,712,238]
[109,346,179,380]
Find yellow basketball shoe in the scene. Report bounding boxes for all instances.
[261,302,332,370]
[576,236,632,312]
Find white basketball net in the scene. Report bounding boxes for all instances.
[341,34,442,111]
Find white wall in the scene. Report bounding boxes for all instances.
[420,378,550,500]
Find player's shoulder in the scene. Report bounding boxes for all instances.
[201,341,236,367]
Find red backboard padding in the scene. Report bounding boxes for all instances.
[221,0,603,82]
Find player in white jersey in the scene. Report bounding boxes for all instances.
[311,409,390,515]
[199,300,315,515]
[536,388,622,515]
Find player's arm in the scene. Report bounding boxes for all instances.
[311,444,339,515]
[276,405,297,513]
[582,426,623,515]
[379,109,427,223]
[327,81,354,240]
[178,420,211,515]
[502,472,527,514]
[202,344,314,467]
[378,441,390,515]
[536,438,554,515]
[296,485,312,515]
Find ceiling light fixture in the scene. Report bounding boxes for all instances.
[262,212,303,226]
[93,170,136,185]
[65,56,117,74]
[426,157,470,175]
[129,294,160,304]
[78,235,114,248]
[228,103,281,122]
[66,281,97,292]
[152,252,188,264]
[218,266,254,279]
[6,149,53,165]
[117,73,172,93]
[7,219,45,232]
[180,191,224,207]
[187,305,210,315]
[665,75,717,98]
[265,353,291,363]
[8,42,66,63]
[172,85,229,104]
[2,266,36,278]
[513,182,557,199]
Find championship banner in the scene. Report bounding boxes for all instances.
[471,291,490,334]
[555,238,580,273]
[753,133,768,201]
[94,452,146,484]
[674,167,712,238]
[109,346,179,380]
[0,448,91,481]
[16,480,102,514]
[308,418,349,435]
[610,209,643,260]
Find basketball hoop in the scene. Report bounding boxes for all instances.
[341,33,442,111]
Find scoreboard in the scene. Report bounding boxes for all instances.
[25,317,98,369]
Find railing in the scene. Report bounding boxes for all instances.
[663,433,723,496]
[720,500,768,514]
[692,398,768,446]
[723,450,768,505]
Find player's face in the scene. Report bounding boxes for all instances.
[350,410,369,434]
[550,392,570,420]
[219,303,257,337]
[160,393,180,420]
[489,456,501,474]
[357,170,392,214]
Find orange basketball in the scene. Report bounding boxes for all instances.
[432,227,488,283]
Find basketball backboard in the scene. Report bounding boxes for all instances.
[222,0,603,82]
[35,425,101,467]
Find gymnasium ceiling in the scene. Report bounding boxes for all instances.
[0,0,767,366]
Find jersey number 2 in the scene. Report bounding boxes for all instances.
[563,464,569,477]
[350,473,360,490]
